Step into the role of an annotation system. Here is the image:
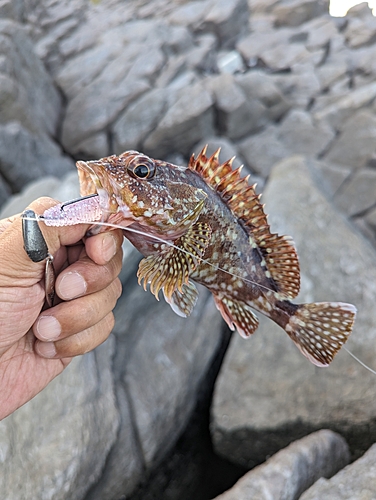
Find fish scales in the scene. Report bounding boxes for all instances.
[43,148,357,367]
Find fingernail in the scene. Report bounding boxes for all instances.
[59,271,87,300]
[36,341,56,358]
[102,233,117,262]
[36,316,61,340]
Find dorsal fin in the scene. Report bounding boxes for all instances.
[189,147,300,299]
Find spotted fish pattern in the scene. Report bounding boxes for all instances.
[73,148,356,367]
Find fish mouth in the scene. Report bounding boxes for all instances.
[76,160,134,222]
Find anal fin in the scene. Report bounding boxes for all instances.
[214,295,259,338]
[163,280,198,318]
[285,302,357,366]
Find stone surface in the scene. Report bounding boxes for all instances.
[235,71,291,122]
[0,122,74,191]
[0,19,61,137]
[238,125,289,177]
[324,110,376,168]
[214,430,350,500]
[0,339,119,500]
[334,168,376,217]
[113,88,168,154]
[273,0,329,28]
[0,174,10,209]
[144,81,214,157]
[211,156,376,469]
[206,74,266,140]
[201,0,249,48]
[86,279,225,499]
[300,443,376,500]
[278,109,335,157]
[313,82,376,130]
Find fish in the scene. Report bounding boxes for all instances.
[43,147,357,367]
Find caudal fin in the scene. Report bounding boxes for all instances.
[285,302,356,367]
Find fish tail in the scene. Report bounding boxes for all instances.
[285,302,357,367]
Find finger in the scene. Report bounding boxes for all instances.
[33,278,122,341]
[35,312,115,359]
[0,213,20,235]
[85,229,124,265]
[55,246,123,300]
[0,198,90,287]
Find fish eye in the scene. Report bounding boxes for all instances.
[128,158,156,180]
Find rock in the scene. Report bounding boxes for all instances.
[0,171,80,221]
[334,168,376,217]
[206,74,266,140]
[300,443,376,500]
[303,17,339,51]
[86,278,225,499]
[211,156,376,469]
[309,159,352,198]
[273,64,321,108]
[217,50,244,74]
[345,16,376,49]
[237,30,313,70]
[235,71,291,122]
[238,110,333,178]
[0,338,119,500]
[143,81,214,157]
[0,122,74,191]
[73,132,110,159]
[346,2,373,18]
[168,0,212,30]
[316,61,348,90]
[324,110,376,168]
[0,0,22,20]
[238,125,289,177]
[113,88,168,155]
[278,109,335,157]
[213,430,350,500]
[201,0,250,48]
[0,19,61,137]
[273,0,330,28]
[0,174,10,209]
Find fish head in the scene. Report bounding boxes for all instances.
[77,151,207,236]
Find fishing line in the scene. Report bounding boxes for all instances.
[24,215,279,296]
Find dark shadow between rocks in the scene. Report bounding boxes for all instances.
[128,326,248,500]
[212,418,376,472]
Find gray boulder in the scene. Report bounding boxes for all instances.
[300,443,376,500]
[201,0,250,48]
[211,156,376,469]
[206,74,267,140]
[0,122,74,192]
[324,110,376,168]
[113,88,168,155]
[86,281,225,499]
[144,81,214,157]
[273,0,330,28]
[334,167,376,217]
[214,430,349,500]
[0,19,61,137]
[0,339,119,500]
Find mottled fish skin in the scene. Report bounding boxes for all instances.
[76,148,357,367]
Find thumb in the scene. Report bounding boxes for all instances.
[0,197,90,287]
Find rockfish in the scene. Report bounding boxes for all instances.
[43,148,356,366]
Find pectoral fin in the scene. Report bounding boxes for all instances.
[137,222,211,300]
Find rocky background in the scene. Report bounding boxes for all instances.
[1,0,376,499]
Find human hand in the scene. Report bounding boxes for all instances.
[0,197,123,420]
